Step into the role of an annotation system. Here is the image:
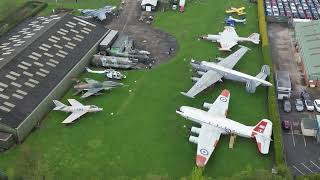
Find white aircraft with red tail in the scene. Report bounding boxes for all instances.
[176,89,272,167]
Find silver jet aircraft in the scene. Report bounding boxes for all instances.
[181,46,272,98]
[53,99,103,124]
[79,6,116,21]
[200,26,260,51]
[74,78,124,98]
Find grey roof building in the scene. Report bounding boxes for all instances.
[0,14,110,149]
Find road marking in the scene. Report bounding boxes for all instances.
[301,163,313,173]
[303,135,307,147]
[310,161,320,170]
[293,165,305,175]
[290,122,295,147]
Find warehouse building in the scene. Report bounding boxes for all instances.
[141,0,158,11]
[0,14,110,149]
[295,20,320,87]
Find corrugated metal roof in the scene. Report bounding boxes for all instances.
[141,0,158,6]
[295,20,320,80]
[276,71,291,89]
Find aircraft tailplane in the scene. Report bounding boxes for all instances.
[53,100,66,110]
[248,33,260,44]
[251,119,273,154]
[254,65,270,87]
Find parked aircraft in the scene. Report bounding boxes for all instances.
[225,16,246,26]
[225,7,246,16]
[53,99,103,124]
[176,89,273,167]
[181,46,271,98]
[74,78,125,98]
[200,26,260,51]
[91,55,138,69]
[79,6,116,21]
[85,67,126,80]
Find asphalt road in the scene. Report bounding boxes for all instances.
[268,23,320,176]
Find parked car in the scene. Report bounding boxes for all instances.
[284,99,292,112]
[314,99,320,112]
[282,120,291,130]
[301,90,314,111]
[295,99,304,111]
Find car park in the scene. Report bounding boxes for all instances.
[284,98,292,112]
[295,99,304,111]
[282,119,291,130]
[314,99,320,112]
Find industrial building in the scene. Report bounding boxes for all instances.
[276,71,292,100]
[294,20,320,87]
[141,0,158,11]
[0,14,110,149]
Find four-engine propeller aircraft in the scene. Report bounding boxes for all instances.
[181,46,272,98]
[200,26,260,51]
[74,78,125,99]
[176,89,273,167]
[53,99,103,124]
[225,7,246,16]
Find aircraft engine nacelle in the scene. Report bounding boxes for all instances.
[197,71,205,76]
[203,102,213,109]
[245,80,256,93]
[191,77,200,82]
[189,136,198,144]
[191,127,200,134]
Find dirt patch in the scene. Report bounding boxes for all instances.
[105,0,178,66]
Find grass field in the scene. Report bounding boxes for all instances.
[0,0,272,179]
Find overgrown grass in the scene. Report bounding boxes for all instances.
[0,0,272,179]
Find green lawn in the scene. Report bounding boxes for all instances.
[0,0,272,179]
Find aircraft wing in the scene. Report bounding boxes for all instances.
[219,27,238,50]
[217,46,250,69]
[182,70,223,98]
[81,88,104,98]
[62,111,87,124]
[207,89,230,117]
[196,124,222,167]
[96,12,107,21]
[84,78,99,84]
[67,99,83,107]
[219,39,237,51]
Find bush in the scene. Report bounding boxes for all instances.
[257,0,285,166]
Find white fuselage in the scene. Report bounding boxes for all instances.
[60,106,102,113]
[201,61,272,86]
[177,106,252,138]
[203,35,251,43]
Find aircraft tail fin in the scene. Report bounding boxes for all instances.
[53,100,66,110]
[251,119,273,154]
[248,33,260,44]
[254,65,270,87]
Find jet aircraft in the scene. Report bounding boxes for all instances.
[53,99,103,124]
[181,46,272,98]
[79,6,116,21]
[200,26,260,51]
[74,78,125,98]
[176,89,273,167]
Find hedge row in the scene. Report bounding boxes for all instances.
[0,1,47,36]
[257,0,285,166]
